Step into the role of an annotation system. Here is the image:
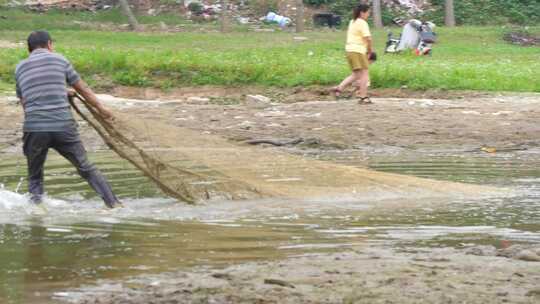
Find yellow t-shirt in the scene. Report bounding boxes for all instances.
[345,18,371,54]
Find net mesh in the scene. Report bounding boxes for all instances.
[70,95,501,204]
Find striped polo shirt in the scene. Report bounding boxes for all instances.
[15,48,80,132]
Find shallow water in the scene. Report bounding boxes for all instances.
[1,149,539,303]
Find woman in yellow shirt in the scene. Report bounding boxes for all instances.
[332,3,373,104]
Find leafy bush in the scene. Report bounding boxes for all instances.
[187,2,204,15]
[329,0,397,26]
[249,0,279,16]
[320,0,539,26]
[303,0,332,7]
[423,0,540,25]
[159,0,183,4]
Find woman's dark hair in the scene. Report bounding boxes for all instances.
[27,31,51,52]
[352,3,370,20]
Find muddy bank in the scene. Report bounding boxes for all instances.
[58,245,540,304]
[1,89,539,155]
[107,85,498,103]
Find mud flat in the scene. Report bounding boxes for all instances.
[57,245,540,304]
[1,89,539,155]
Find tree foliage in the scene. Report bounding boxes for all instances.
[424,0,539,25]
[329,0,396,26]
[307,0,539,26]
[303,0,332,6]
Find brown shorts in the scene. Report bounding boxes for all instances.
[346,52,369,71]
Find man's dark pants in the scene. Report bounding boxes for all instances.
[23,128,118,207]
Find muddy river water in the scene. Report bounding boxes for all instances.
[1,148,539,303]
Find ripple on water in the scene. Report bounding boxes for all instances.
[1,151,540,303]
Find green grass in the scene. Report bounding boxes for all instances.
[0,7,198,30]
[0,9,539,92]
[0,80,11,93]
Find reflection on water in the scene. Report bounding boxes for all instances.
[0,150,539,303]
[0,220,299,303]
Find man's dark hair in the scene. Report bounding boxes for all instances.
[27,31,52,52]
[353,3,370,20]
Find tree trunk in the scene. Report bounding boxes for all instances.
[119,0,140,31]
[444,0,456,27]
[372,0,383,29]
[220,0,228,32]
[295,0,304,33]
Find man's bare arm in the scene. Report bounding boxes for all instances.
[72,79,113,119]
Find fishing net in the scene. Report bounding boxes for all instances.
[69,94,500,204]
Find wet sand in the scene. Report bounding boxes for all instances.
[58,245,540,304]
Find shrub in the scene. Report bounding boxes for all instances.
[323,0,539,26]
[303,0,331,7]
[249,0,279,16]
[187,2,204,15]
[423,0,540,25]
[329,0,398,26]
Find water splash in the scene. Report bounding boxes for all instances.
[15,177,24,193]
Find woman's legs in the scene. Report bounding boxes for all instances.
[336,74,356,91]
[355,69,369,98]
[335,70,363,93]
[336,52,369,96]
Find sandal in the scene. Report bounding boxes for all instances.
[358,96,373,104]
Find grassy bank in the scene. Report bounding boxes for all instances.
[1,25,539,92]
